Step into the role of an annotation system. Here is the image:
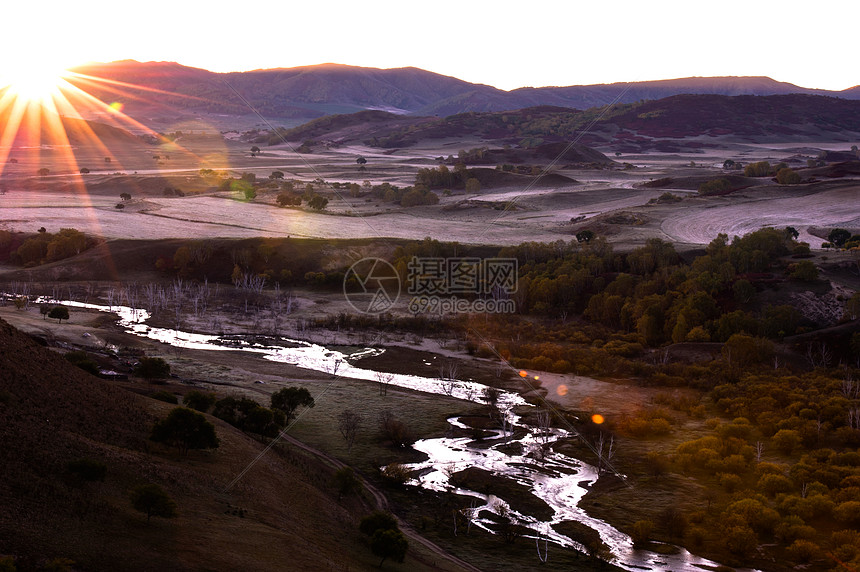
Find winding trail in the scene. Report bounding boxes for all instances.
[282,434,484,572]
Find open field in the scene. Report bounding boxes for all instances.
[2,131,857,249]
[2,117,858,572]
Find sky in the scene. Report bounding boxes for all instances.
[4,0,858,91]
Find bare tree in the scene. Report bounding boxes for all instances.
[535,409,552,445]
[849,407,860,430]
[842,373,858,400]
[806,342,833,369]
[375,371,393,396]
[755,441,764,463]
[328,358,343,379]
[337,409,362,451]
[483,386,501,420]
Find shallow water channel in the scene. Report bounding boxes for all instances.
[40,297,756,571]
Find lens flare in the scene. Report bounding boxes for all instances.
[592,414,605,424]
[109,102,124,112]
[556,384,568,396]
[519,370,528,378]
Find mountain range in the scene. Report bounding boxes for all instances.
[66,61,860,123]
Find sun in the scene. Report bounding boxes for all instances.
[0,56,71,103]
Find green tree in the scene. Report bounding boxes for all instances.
[698,178,732,195]
[130,483,177,522]
[371,529,408,567]
[64,351,99,375]
[250,146,260,154]
[135,357,170,379]
[38,167,49,177]
[733,279,755,303]
[308,195,328,210]
[772,429,802,455]
[183,390,217,413]
[271,387,315,422]
[269,170,284,179]
[744,161,771,177]
[359,511,399,536]
[789,260,818,281]
[48,305,69,323]
[120,192,131,201]
[776,168,801,184]
[464,177,481,192]
[828,228,851,248]
[334,467,361,498]
[150,407,219,455]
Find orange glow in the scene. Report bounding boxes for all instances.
[592,414,605,424]
[556,384,568,396]
[519,370,528,378]
[533,375,540,381]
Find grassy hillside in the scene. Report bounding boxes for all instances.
[0,316,433,571]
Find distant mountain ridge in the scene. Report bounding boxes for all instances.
[67,61,860,122]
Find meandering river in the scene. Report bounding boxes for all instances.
[27,296,756,571]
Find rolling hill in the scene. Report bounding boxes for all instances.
[0,316,386,571]
[273,95,860,152]
[66,61,860,123]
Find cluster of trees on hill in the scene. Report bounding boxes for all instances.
[415,164,480,192]
[8,228,94,267]
[381,228,857,378]
[365,181,440,206]
[364,103,641,149]
[179,386,314,439]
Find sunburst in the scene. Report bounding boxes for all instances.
[0,56,70,104]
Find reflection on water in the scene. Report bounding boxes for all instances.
[24,296,755,571]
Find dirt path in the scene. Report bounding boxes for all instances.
[282,434,483,572]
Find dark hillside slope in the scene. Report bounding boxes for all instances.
[0,317,378,571]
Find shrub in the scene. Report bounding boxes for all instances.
[150,407,219,455]
[334,467,361,498]
[130,483,177,522]
[359,511,398,536]
[787,539,821,563]
[719,473,743,493]
[150,391,178,404]
[772,429,802,455]
[698,178,733,195]
[724,525,757,556]
[789,261,818,281]
[370,529,408,567]
[380,462,411,485]
[776,168,801,184]
[758,473,793,496]
[64,351,99,375]
[135,357,170,379]
[834,501,860,526]
[744,161,771,177]
[183,390,217,412]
